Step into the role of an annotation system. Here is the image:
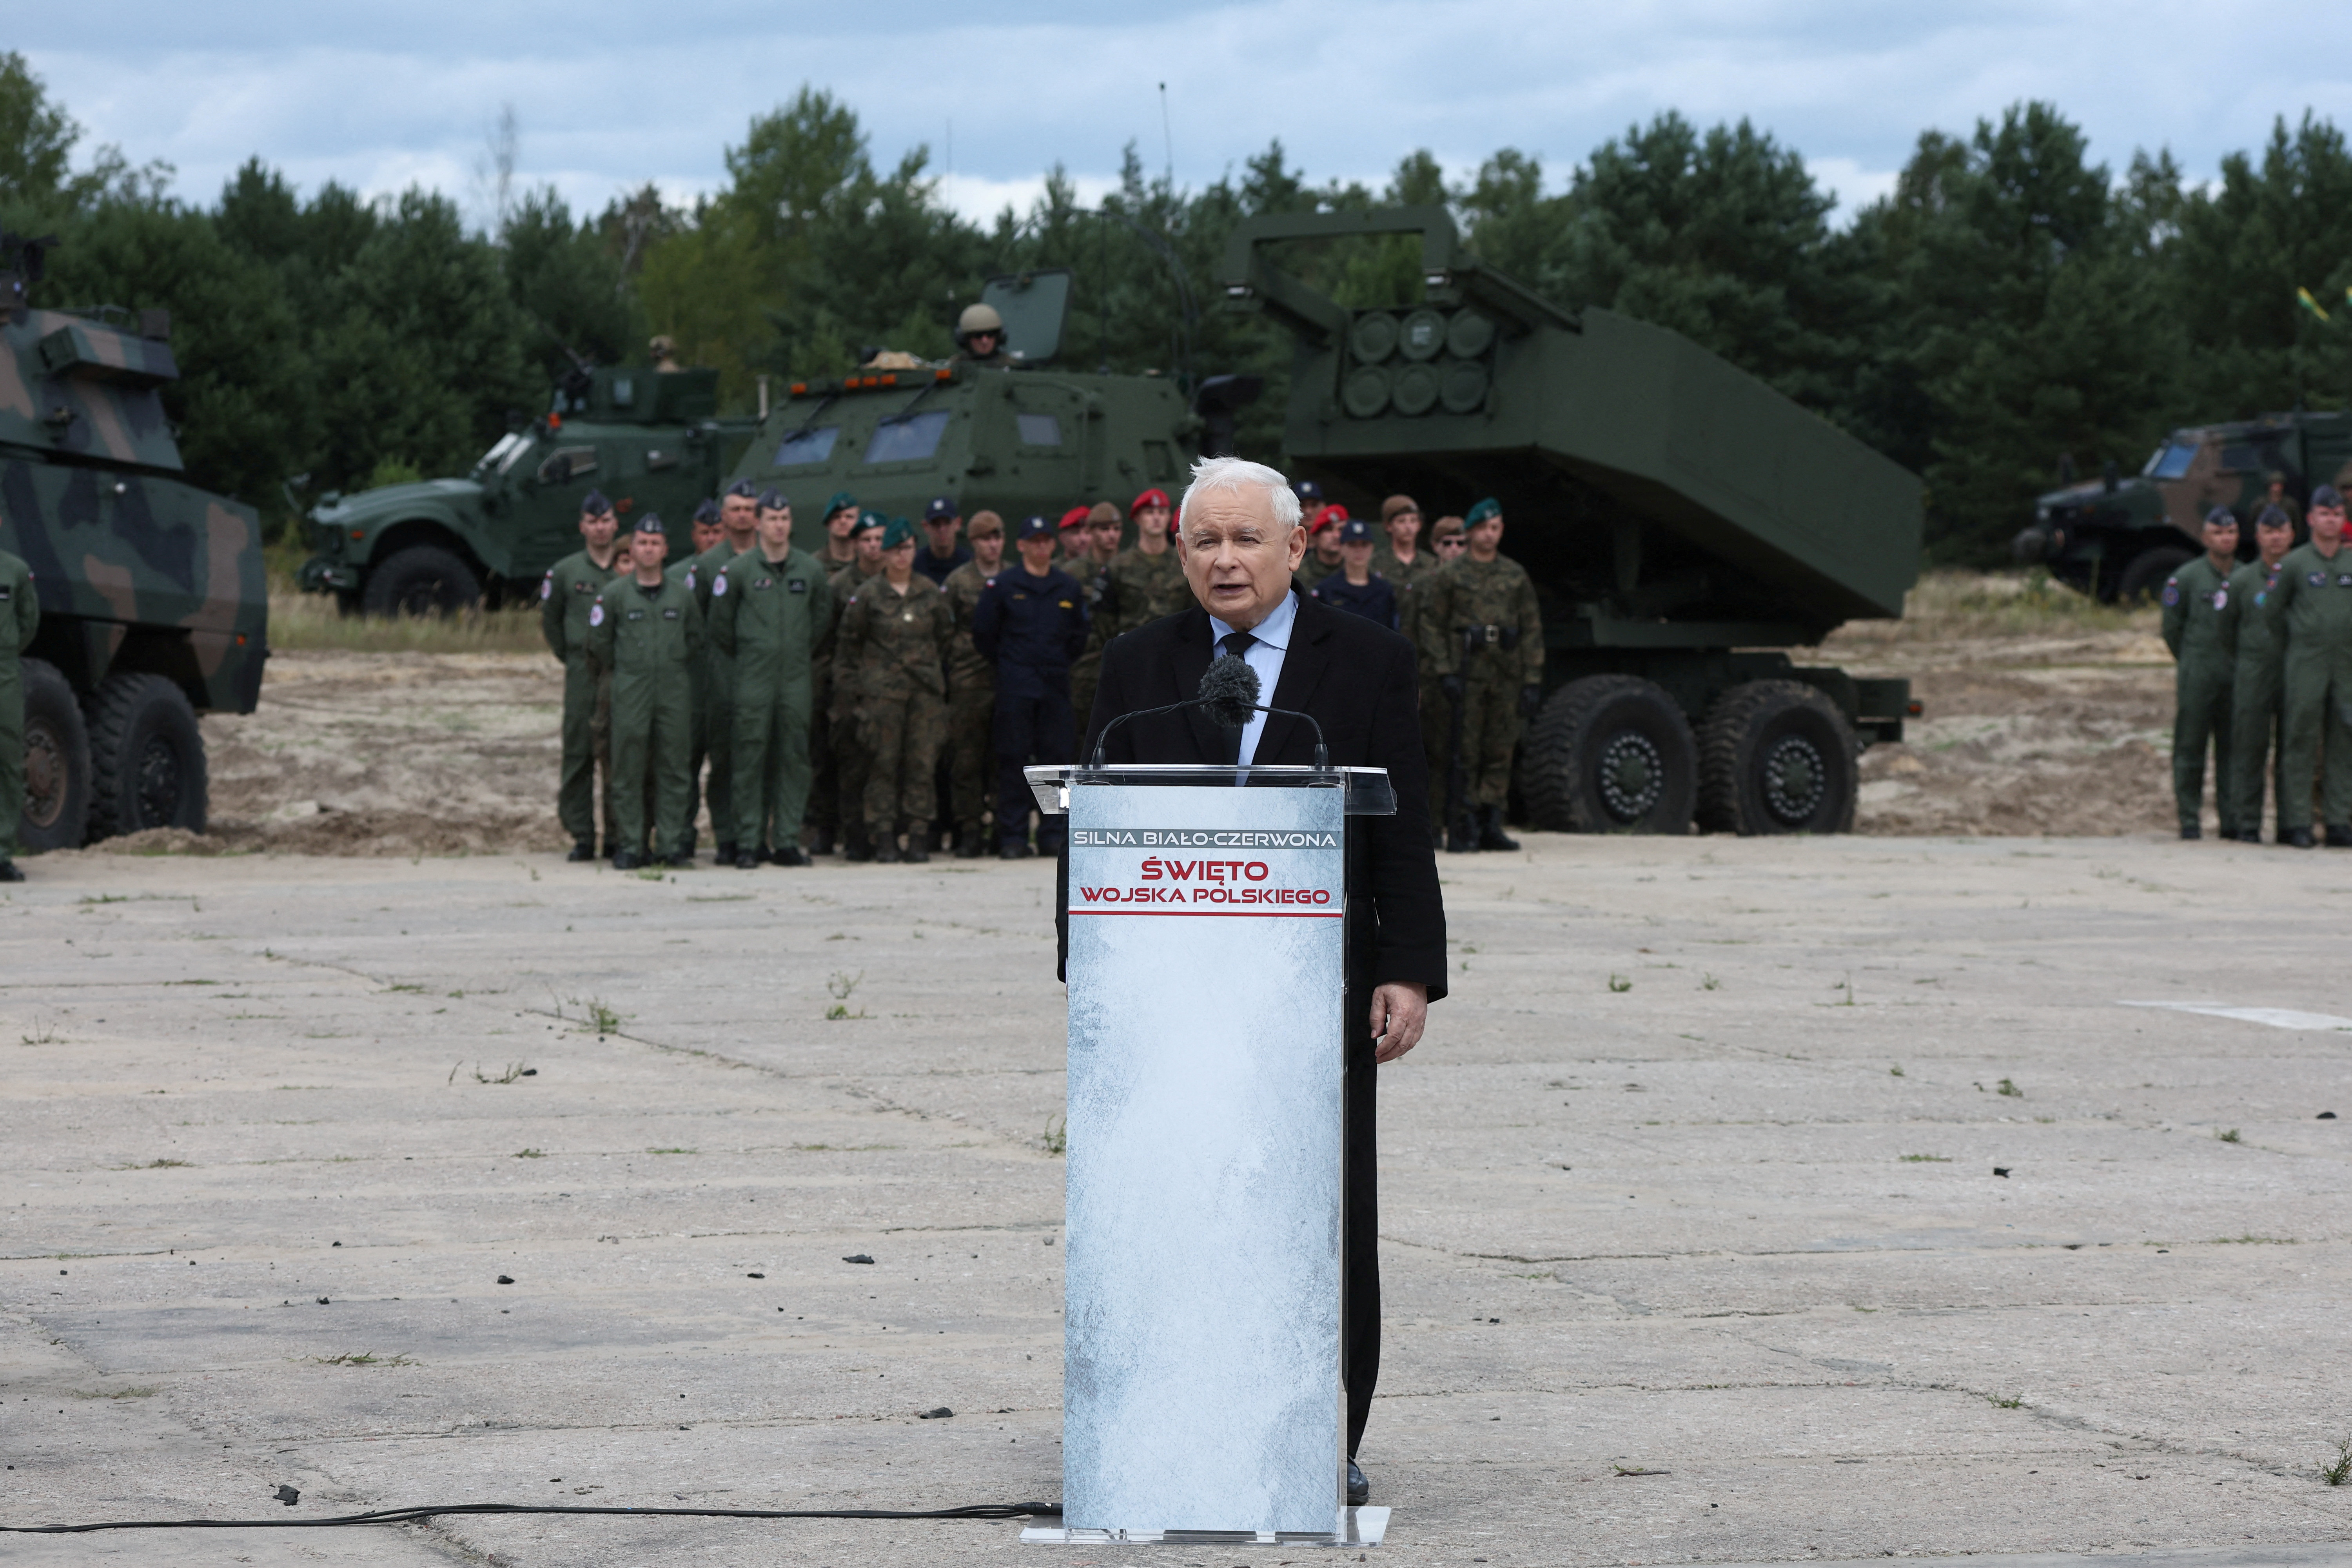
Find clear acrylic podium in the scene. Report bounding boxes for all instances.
[1020,763,1394,1548]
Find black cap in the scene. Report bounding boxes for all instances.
[1296,479,1324,503]
[1017,514,1053,540]
[726,479,759,500]
[924,495,959,522]
[633,512,664,535]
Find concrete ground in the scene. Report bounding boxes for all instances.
[5,834,2352,1567]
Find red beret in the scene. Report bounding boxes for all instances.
[1058,505,1092,532]
[1309,503,1350,534]
[1131,488,1171,515]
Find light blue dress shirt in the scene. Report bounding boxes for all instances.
[1206,588,1298,767]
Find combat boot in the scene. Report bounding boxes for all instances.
[844,826,873,863]
[613,850,643,871]
[663,850,693,869]
[870,826,901,864]
[0,860,22,883]
[956,822,987,858]
[566,840,597,862]
[2326,825,2352,848]
[769,844,810,867]
[903,827,933,864]
[2180,823,2202,841]
[2287,827,2316,849]
[1478,806,1521,851]
[811,826,836,857]
[1445,813,1477,854]
[714,839,737,864]
[735,850,762,870]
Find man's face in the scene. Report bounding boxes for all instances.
[2258,519,2294,564]
[883,540,916,575]
[967,329,1000,358]
[972,530,1004,570]
[826,506,858,541]
[2269,481,2286,502]
[2202,519,2239,560]
[691,518,724,554]
[1089,519,1120,562]
[1468,515,1504,560]
[1061,526,1088,561]
[756,505,793,554]
[855,527,885,567]
[1387,510,1421,550]
[1017,535,1058,574]
[1136,504,1171,541]
[2312,505,2346,548]
[925,516,961,554]
[1434,532,1465,562]
[1313,527,1342,564]
[721,495,757,537]
[1176,486,1306,630]
[581,511,617,552]
[631,531,668,573]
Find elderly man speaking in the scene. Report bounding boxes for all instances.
[1082,455,1447,1506]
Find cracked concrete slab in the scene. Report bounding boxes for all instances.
[4,834,2352,1566]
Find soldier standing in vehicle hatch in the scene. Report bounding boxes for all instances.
[0,535,37,882]
[2262,483,2352,848]
[708,495,829,868]
[540,488,624,862]
[1417,497,1543,854]
[2220,506,2296,842]
[942,511,1007,857]
[2158,507,2238,839]
[837,519,955,862]
[586,514,702,870]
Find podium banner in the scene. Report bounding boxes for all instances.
[1062,780,1346,1536]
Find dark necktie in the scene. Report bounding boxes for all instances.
[1218,630,1255,764]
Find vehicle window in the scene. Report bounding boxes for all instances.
[864,410,952,465]
[1016,412,1063,447]
[537,445,598,484]
[2148,441,2200,480]
[773,425,839,467]
[2220,444,2261,473]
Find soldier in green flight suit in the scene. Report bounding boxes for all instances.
[1417,497,1544,853]
[807,490,862,855]
[0,537,38,882]
[586,514,703,870]
[709,494,831,868]
[2219,505,2297,842]
[539,489,624,861]
[941,510,1007,856]
[2262,483,2352,848]
[838,518,956,862]
[2158,506,2239,840]
[684,481,759,859]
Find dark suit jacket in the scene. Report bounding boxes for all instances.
[1078,589,1448,1005]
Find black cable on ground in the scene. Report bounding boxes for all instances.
[2,1501,1062,1534]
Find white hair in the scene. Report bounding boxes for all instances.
[1179,456,1303,535]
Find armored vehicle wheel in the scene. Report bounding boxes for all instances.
[1521,676,1696,835]
[19,658,92,852]
[363,545,481,618]
[2115,546,2192,605]
[84,673,207,840]
[1696,680,1857,836]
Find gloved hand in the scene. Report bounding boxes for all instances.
[1439,674,1465,704]
[1519,684,1544,719]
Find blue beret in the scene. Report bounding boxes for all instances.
[580,488,613,517]
[691,499,719,524]
[1465,497,1502,526]
[2257,505,2293,529]
[725,479,758,500]
[2204,506,2238,528]
[633,512,664,535]
[2314,484,2344,510]
[757,488,788,511]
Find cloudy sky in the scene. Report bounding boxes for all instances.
[21,2,2352,231]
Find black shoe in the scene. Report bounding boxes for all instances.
[1346,1460,1369,1506]
[715,839,736,864]
[902,832,931,864]
[811,827,836,857]
[769,845,809,867]
[956,824,986,858]
[2327,825,2352,848]
[2180,823,2202,840]
[735,851,762,869]
[2287,828,2316,849]
[566,840,597,862]
[663,851,693,868]
[871,832,901,864]
[1445,819,1476,853]
[613,851,642,871]
[1479,806,1521,851]
[0,860,22,884]
[999,841,1035,860]
[844,829,873,863]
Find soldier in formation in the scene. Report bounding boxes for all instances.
[837,519,956,861]
[1066,503,1120,726]
[2158,507,2239,839]
[822,511,888,859]
[1295,505,1346,592]
[942,512,1007,856]
[0,530,36,882]
[1311,517,1398,628]
[586,515,702,869]
[2261,484,2352,848]
[975,515,1088,859]
[540,490,624,861]
[916,495,970,586]
[2221,506,2296,841]
[1418,498,1543,854]
[708,494,829,867]
[685,482,761,859]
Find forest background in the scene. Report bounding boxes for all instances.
[5,52,2352,564]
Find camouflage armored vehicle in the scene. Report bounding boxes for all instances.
[725,269,1239,547]
[1220,207,1921,836]
[0,233,268,851]
[298,364,762,614]
[2011,412,2352,601]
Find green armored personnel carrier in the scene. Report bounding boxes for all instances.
[299,364,761,614]
[2012,413,2352,601]
[1,234,267,851]
[724,269,1239,549]
[1221,207,1921,836]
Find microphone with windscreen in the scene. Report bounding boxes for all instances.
[1088,651,1328,768]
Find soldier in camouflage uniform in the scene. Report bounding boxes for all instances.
[837,519,955,862]
[1418,498,1543,853]
[1294,505,1346,593]
[822,512,888,860]
[942,511,1007,856]
[2262,483,2352,848]
[586,515,704,869]
[1375,495,1437,645]
[708,495,830,868]
[1417,514,1467,844]
[807,490,861,854]
[2158,507,2239,839]
[684,480,759,858]
[1067,502,1121,731]
[539,489,624,861]
[2220,506,2297,842]
[1093,487,1189,650]
[0,538,37,881]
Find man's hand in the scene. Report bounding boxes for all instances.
[1369,982,1429,1064]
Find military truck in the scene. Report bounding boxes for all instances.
[298,365,762,614]
[725,269,1243,548]
[1220,207,1921,836]
[1,233,268,851]
[2011,412,2352,601]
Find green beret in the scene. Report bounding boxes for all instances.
[825,490,858,517]
[854,508,887,535]
[882,517,916,550]
[1465,497,1502,527]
